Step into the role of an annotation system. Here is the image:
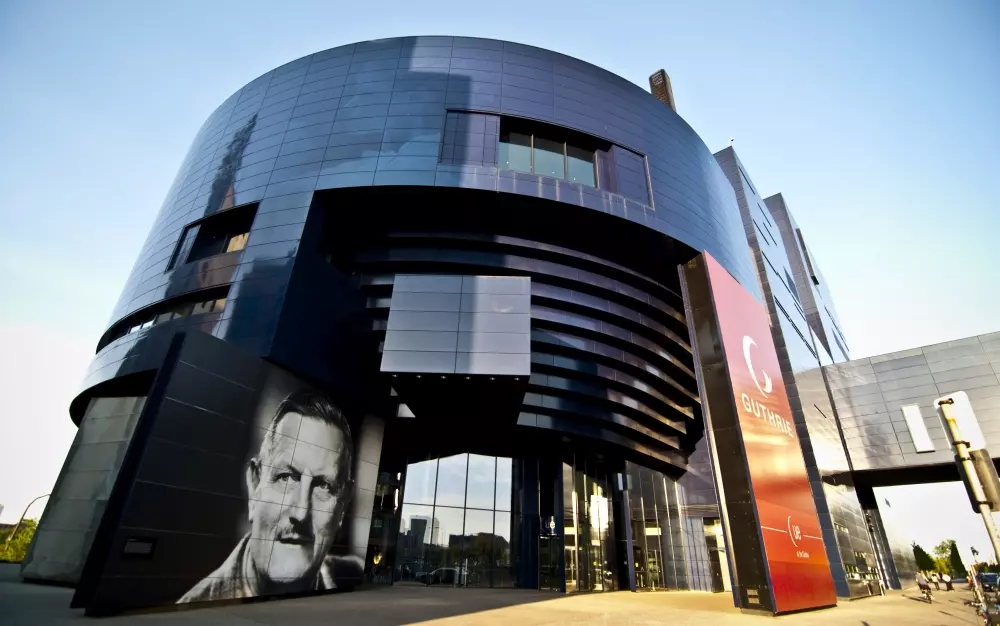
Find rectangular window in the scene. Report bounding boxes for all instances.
[171,303,193,320]
[498,131,532,173]
[784,269,800,303]
[191,300,214,316]
[796,228,820,286]
[97,288,229,352]
[567,145,596,187]
[738,166,756,196]
[497,119,601,188]
[901,404,935,452]
[172,203,257,268]
[168,226,199,271]
[532,136,565,179]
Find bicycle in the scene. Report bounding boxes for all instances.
[920,585,934,603]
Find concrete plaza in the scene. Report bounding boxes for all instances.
[0,564,982,625]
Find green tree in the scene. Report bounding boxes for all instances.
[0,519,38,562]
[913,542,936,571]
[949,542,968,577]
[933,540,951,559]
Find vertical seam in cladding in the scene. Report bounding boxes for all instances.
[270,53,318,180]
[376,48,400,166]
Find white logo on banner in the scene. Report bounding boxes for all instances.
[742,335,772,396]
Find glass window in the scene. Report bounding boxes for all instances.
[495,457,513,511]
[169,226,199,271]
[435,454,468,508]
[171,303,193,319]
[432,506,466,548]
[566,144,596,187]
[191,300,214,315]
[465,455,496,510]
[397,503,433,581]
[225,232,249,253]
[532,136,564,179]
[403,460,437,504]
[213,298,227,312]
[183,203,257,265]
[462,509,495,588]
[397,454,527,588]
[902,404,935,452]
[400,504,434,544]
[429,505,465,573]
[498,132,531,173]
[494,511,514,587]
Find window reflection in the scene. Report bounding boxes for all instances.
[463,509,494,588]
[225,231,249,253]
[562,455,617,593]
[498,131,531,172]
[403,460,437,504]
[435,454,468,508]
[497,120,599,187]
[396,503,433,583]
[533,137,565,179]
[396,454,519,589]
[493,511,514,588]
[495,458,513,511]
[567,144,596,187]
[466,455,496,510]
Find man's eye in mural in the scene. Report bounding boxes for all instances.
[274,468,301,486]
[314,479,336,500]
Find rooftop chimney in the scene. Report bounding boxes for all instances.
[648,69,676,112]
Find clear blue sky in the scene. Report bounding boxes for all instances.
[1,0,997,561]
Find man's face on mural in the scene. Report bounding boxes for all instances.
[246,412,350,588]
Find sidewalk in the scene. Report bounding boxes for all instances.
[0,563,981,625]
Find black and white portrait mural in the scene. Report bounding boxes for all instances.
[72,332,381,615]
[178,383,363,602]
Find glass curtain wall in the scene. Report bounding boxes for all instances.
[21,396,147,583]
[396,454,516,588]
[625,461,708,591]
[562,454,617,593]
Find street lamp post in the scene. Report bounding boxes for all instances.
[3,494,49,552]
[938,398,1000,562]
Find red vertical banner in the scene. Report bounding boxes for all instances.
[704,253,836,613]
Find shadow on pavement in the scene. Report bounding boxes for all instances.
[2,563,565,625]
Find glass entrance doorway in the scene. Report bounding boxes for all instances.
[562,455,618,592]
[704,518,732,593]
[394,454,517,588]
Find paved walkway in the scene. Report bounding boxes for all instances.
[0,564,982,625]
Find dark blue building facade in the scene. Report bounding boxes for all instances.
[24,37,792,612]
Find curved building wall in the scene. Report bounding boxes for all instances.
[80,37,756,414]
[38,36,768,603]
[105,36,753,332]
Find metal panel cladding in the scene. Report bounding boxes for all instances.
[103,36,756,334]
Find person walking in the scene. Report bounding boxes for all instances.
[931,572,941,590]
[942,572,953,591]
